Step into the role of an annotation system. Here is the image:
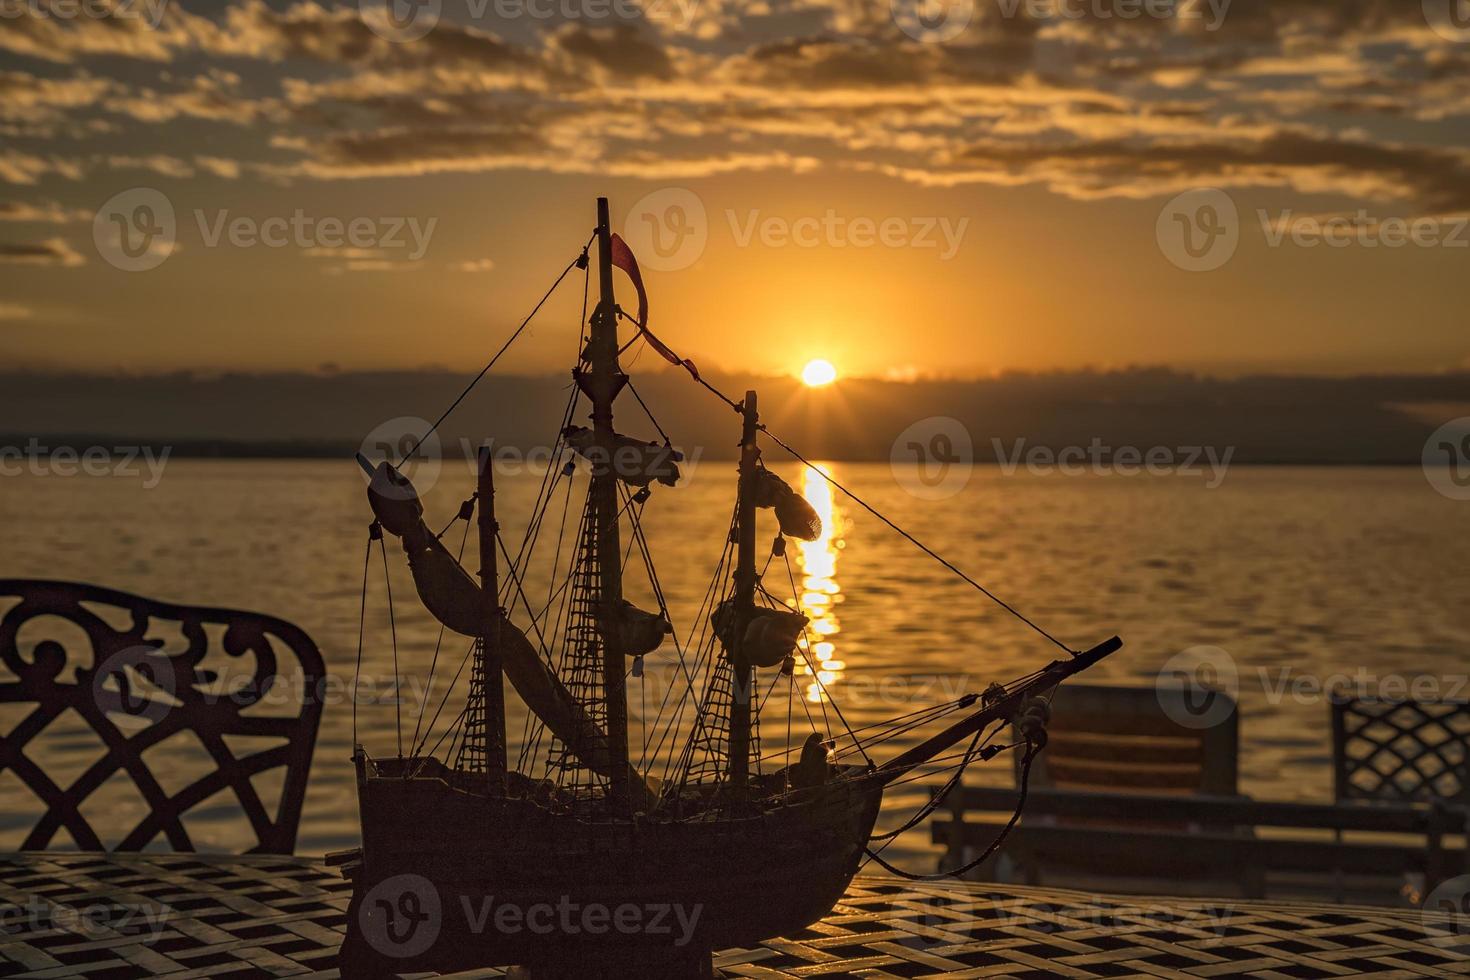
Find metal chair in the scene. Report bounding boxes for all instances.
[0,580,324,853]
[1331,696,1470,805]
[1330,695,1470,896]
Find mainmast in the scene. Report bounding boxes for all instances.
[583,197,632,809]
[727,390,760,797]
[477,446,507,788]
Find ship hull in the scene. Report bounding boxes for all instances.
[339,757,884,976]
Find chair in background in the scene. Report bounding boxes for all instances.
[1027,684,1240,797]
[0,580,324,853]
[1331,696,1470,806]
[940,682,1251,895]
[1331,695,1470,895]
[937,687,1469,904]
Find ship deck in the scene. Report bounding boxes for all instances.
[1,851,1465,978]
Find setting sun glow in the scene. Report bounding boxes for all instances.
[801,359,838,387]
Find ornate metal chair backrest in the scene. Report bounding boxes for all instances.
[1331,696,1470,805]
[0,580,324,853]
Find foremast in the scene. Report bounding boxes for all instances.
[456,446,508,788]
[579,197,633,811]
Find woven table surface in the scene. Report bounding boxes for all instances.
[1,853,1466,978]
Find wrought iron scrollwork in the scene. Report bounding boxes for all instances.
[0,580,324,853]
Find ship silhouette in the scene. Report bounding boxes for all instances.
[336,198,1121,978]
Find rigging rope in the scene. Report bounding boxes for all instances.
[400,235,594,465]
[759,425,1076,656]
[351,530,373,746]
[862,740,1038,881]
[412,509,473,752]
[625,378,673,448]
[624,324,1077,656]
[377,533,403,758]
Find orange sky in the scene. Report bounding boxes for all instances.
[3,2,1469,379]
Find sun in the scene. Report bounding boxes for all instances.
[801,359,838,387]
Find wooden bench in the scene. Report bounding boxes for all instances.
[934,785,1470,904]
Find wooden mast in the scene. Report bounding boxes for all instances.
[476,445,507,790]
[728,390,760,797]
[587,197,631,809]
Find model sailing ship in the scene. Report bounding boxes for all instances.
[336,198,1122,977]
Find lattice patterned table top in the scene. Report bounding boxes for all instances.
[0,853,1466,978]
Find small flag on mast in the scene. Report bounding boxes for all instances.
[609,232,700,381]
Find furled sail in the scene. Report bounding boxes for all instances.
[613,599,672,657]
[754,469,822,541]
[363,459,655,805]
[711,599,809,669]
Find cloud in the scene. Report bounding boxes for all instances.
[195,156,243,179]
[104,154,196,178]
[4,0,1470,214]
[321,259,418,274]
[0,150,84,185]
[102,70,277,126]
[0,303,36,321]
[549,23,675,81]
[0,200,90,223]
[0,238,85,267]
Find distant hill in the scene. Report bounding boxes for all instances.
[2,367,1466,464]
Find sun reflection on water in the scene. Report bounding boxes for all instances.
[795,464,844,702]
